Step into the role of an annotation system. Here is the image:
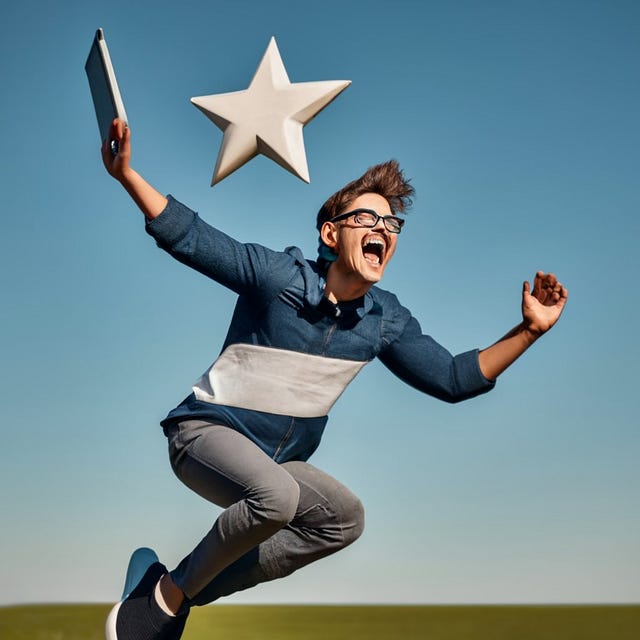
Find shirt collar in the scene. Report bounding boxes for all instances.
[316,288,375,320]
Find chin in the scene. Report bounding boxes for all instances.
[361,265,385,283]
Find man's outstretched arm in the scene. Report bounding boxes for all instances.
[101,118,167,220]
[478,271,568,381]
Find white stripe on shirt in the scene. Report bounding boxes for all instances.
[193,343,368,418]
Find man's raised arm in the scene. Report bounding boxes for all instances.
[101,118,167,220]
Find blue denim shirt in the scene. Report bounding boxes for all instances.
[146,196,495,462]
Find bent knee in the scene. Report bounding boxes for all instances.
[250,473,300,529]
[340,494,365,546]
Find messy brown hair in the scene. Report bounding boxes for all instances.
[316,160,415,231]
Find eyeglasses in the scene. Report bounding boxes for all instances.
[328,208,405,234]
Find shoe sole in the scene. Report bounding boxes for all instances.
[105,547,160,640]
[104,601,121,640]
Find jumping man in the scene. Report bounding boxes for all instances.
[101,118,568,640]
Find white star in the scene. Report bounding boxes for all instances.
[191,37,351,185]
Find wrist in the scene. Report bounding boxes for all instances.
[117,166,138,187]
[519,322,543,343]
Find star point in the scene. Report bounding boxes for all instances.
[191,37,351,185]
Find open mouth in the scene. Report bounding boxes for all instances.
[362,236,386,265]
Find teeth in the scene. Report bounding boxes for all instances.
[363,236,385,265]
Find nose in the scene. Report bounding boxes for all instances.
[372,215,388,233]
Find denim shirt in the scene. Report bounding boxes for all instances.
[146,196,495,462]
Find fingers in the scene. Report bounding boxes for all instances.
[557,285,569,309]
[100,118,131,180]
[542,273,558,303]
[104,118,129,153]
[109,117,125,143]
[121,123,131,154]
[531,271,566,306]
[545,274,563,304]
[101,137,114,171]
[531,271,544,301]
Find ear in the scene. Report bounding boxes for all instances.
[320,221,339,251]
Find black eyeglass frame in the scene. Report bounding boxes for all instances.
[327,208,405,234]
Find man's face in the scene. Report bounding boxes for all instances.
[322,193,399,286]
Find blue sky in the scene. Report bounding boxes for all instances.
[1,0,639,605]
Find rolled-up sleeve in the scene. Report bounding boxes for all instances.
[378,314,495,403]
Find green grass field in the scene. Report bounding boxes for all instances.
[1,604,638,640]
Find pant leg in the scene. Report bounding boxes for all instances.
[166,420,365,606]
[167,421,301,599]
[189,460,365,606]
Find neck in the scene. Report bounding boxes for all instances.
[324,263,373,303]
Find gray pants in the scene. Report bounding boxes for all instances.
[165,420,365,606]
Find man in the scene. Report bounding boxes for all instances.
[101,119,567,640]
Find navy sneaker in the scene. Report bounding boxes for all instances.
[105,548,188,640]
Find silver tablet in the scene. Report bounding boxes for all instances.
[85,28,128,152]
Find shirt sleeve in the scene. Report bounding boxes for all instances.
[378,311,495,403]
[145,195,294,301]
